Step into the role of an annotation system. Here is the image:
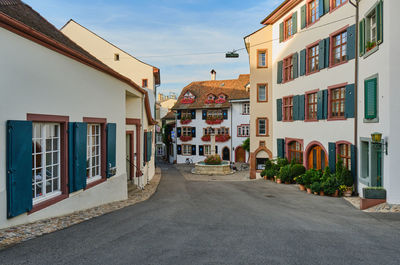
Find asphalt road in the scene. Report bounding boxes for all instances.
[1,162,400,265]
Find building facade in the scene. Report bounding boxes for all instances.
[172,73,250,164]
[61,19,159,186]
[0,1,154,228]
[357,0,400,203]
[244,25,274,179]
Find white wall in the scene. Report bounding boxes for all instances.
[0,28,130,228]
[231,101,250,162]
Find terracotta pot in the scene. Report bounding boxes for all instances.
[284,181,290,185]
[306,188,311,194]
[320,191,325,196]
[332,190,339,197]
[299,184,306,191]
[314,192,318,195]
[343,190,352,197]
[276,179,282,184]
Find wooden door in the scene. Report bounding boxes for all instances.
[222,147,230,161]
[308,146,327,170]
[235,146,246,163]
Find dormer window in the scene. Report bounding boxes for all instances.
[208,94,215,100]
[215,94,227,104]
[181,91,195,104]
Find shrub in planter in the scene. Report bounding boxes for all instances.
[291,164,306,179]
[335,159,354,187]
[276,157,289,168]
[279,165,292,183]
[261,170,267,178]
[311,182,321,194]
[363,187,386,199]
[204,155,222,165]
[302,169,321,189]
[265,169,276,179]
[322,176,338,196]
[264,158,273,171]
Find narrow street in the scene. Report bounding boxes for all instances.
[1,161,400,265]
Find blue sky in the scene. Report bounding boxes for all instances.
[25,0,281,96]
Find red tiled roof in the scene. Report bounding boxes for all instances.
[172,74,250,110]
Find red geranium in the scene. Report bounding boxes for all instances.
[180,135,192,142]
[215,98,226,104]
[216,135,230,142]
[204,99,214,104]
[180,98,195,104]
[180,118,192,125]
[201,135,211,142]
[206,119,223,125]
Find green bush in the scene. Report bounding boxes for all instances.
[242,138,250,152]
[311,182,321,193]
[278,165,292,183]
[264,158,273,171]
[276,157,289,168]
[265,169,276,179]
[260,170,267,177]
[294,174,305,185]
[291,164,306,178]
[302,169,321,188]
[322,175,338,195]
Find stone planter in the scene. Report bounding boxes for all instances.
[363,188,386,199]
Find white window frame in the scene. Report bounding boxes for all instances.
[32,123,62,205]
[258,51,266,67]
[238,125,250,137]
[204,145,212,156]
[258,119,267,135]
[182,144,192,156]
[242,103,250,114]
[258,85,267,102]
[87,124,102,184]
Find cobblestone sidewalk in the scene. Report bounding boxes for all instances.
[0,169,162,250]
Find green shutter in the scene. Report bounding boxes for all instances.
[318,39,325,70]
[6,121,33,218]
[106,123,117,177]
[293,95,299,120]
[292,52,299,79]
[277,60,283,84]
[324,37,330,68]
[277,98,283,121]
[319,0,324,17]
[328,143,336,173]
[359,19,365,56]
[299,94,305,120]
[147,132,152,162]
[279,22,284,42]
[376,0,383,44]
[345,84,355,118]
[301,5,307,29]
[323,89,328,119]
[277,139,285,158]
[300,49,306,76]
[365,78,378,119]
[351,145,357,184]
[292,11,298,34]
[317,90,323,120]
[347,24,356,60]
[68,122,87,193]
[324,0,330,14]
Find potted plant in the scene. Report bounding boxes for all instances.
[180,115,192,125]
[290,164,306,183]
[339,185,353,197]
[279,165,292,184]
[310,182,321,195]
[366,41,377,52]
[363,187,386,199]
[266,169,276,180]
[294,174,306,191]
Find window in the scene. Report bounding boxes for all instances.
[257,84,267,102]
[181,110,191,120]
[283,55,294,82]
[257,118,267,136]
[216,127,229,135]
[307,44,319,73]
[332,31,347,65]
[204,145,212,156]
[284,15,294,40]
[242,103,250,114]
[86,124,101,183]
[182,127,192,137]
[283,96,293,121]
[142,79,148,88]
[288,141,303,163]
[330,87,345,118]
[257,50,267,68]
[364,76,378,120]
[114,53,120,61]
[207,110,223,119]
[338,143,351,170]
[332,0,346,9]
[308,0,319,24]
[238,125,250,137]
[203,127,214,135]
[256,158,267,170]
[207,94,215,101]
[32,123,61,204]
[182,145,191,156]
[306,92,318,120]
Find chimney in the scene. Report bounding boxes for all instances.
[211,69,216,80]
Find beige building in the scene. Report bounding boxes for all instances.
[244,26,273,179]
[61,20,160,186]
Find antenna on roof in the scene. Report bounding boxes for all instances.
[225,49,239,58]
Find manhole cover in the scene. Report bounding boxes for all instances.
[264,195,275,198]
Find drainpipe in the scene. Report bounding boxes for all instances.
[230,102,233,163]
[349,0,359,195]
[154,84,160,169]
[141,96,145,189]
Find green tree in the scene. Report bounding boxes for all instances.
[242,138,250,152]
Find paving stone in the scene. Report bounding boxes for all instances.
[0,170,162,250]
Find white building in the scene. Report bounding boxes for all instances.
[0,1,155,228]
[357,0,400,203]
[261,0,357,180]
[61,19,160,186]
[172,72,250,164]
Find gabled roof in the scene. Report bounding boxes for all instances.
[0,0,156,125]
[260,0,302,25]
[172,74,250,110]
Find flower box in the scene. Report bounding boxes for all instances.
[363,187,386,199]
[179,135,192,142]
[206,119,223,125]
[201,135,211,142]
[180,98,195,104]
[180,118,192,125]
[204,99,214,104]
[216,135,230,142]
[215,98,226,104]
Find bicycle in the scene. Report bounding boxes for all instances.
[185,158,194,165]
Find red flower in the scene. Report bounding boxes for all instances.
[205,119,223,125]
[215,98,226,104]
[180,98,195,104]
[180,135,192,142]
[215,135,230,142]
[204,99,214,104]
[180,118,191,125]
[201,135,211,142]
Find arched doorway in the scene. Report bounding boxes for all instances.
[307,143,328,170]
[235,146,246,163]
[222,147,230,161]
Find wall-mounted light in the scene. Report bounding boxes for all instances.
[371,132,382,143]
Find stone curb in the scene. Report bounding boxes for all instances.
[343,196,400,213]
[0,168,162,250]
